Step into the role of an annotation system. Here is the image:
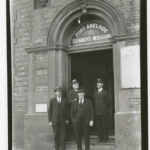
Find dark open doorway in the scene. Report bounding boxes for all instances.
[70,49,114,136]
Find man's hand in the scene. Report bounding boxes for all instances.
[65,120,69,124]
[74,98,77,101]
[89,120,94,127]
[49,122,52,126]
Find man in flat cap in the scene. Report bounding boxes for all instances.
[94,78,110,143]
[48,86,69,150]
[67,79,80,138]
[71,89,94,150]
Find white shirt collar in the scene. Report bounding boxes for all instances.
[74,89,78,92]
[98,88,103,93]
[57,97,61,103]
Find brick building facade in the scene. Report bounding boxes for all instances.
[10,0,141,150]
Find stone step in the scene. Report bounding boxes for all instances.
[66,143,115,150]
[67,140,114,145]
[66,136,115,150]
[67,141,115,146]
[67,135,115,143]
[66,146,115,150]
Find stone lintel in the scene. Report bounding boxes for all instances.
[68,40,113,53]
[113,33,140,43]
[25,45,68,53]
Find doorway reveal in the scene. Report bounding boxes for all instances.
[70,49,114,137]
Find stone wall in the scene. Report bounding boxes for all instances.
[12,0,140,112]
[11,0,140,149]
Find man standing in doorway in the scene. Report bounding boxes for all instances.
[94,78,110,143]
[67,79,80,138]
[71,89,94,150]
[48,86,69,150]
[68,79,80,103]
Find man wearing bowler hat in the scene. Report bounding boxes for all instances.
[94,78,110,143]
[71,89,94,150]
[48,86,69,150]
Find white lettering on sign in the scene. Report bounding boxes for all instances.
[35,85,48,92]
[36,104,47,112]
[128,98,140,111]
[75,26,86,38]
[35,69,48,76]
[72,23,111,45]
[72,34,111,44]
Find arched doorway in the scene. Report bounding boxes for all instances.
[48,1,126,45]
[46,0,126,148]
[25,1,141,149]
[47,0,126,97]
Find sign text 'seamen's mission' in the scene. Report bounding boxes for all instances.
[71,23,111,45]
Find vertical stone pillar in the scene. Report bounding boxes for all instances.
[47,45,68,149]
[25,45,69,150]
[113,36,141,150]
[48,45,68,98]
[48,50,57,99]
[113,41,125,112]
[57,50,69,94]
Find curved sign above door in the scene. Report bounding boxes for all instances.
[71,23,112,46]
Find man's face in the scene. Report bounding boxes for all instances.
[78,92,85,100]
[55,91,62,98]
[97,82,103,89]
[72,83,79,90]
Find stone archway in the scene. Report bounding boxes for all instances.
[46,1,127,148]
[47,0,126,46]
[25,1,141,150]
[46,0,127,100]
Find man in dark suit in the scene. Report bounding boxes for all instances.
[48,86,69,150]
[67,79,80,138]
[68,79,80,103]
[71,89,94,150]
[94,78,110,143]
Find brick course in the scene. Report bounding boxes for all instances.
[12,0,140,122]
[11,0,140,149]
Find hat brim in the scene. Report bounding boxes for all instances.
[97,82,103,84]
[72,82,79,84]
[54,89,63,92]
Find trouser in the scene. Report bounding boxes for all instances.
[66,118,74,139]
[53,122,66,150]
[74,121,90,150]
[66,103,74,139]
[95,115,108,140]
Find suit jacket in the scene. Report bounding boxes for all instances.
[68,89,78,104]
[94,90,110,115]
[48,97,69,125]
[71,98,94,125]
